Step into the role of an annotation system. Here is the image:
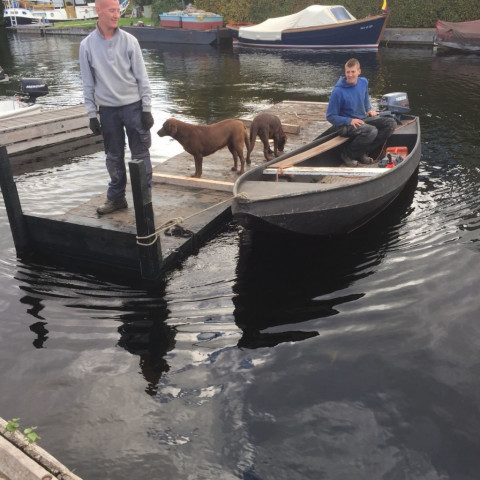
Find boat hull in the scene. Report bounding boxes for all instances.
[120,25,222,45]
[0,99,42,119]
[435,19,480,53]
[3,6,97,24]
[228,14,388,50]
[232,116,421,236]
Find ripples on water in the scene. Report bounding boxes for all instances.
[1,32,480,479]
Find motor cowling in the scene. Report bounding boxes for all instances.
[20,78,49,102]
[379,92,410,115]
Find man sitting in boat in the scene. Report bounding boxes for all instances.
[326,58,396,167]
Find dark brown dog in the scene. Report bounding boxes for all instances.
[157,118,251,178]
[246,113,287,163]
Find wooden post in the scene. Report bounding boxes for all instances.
[0,146,29,253]
[128,159,163,281]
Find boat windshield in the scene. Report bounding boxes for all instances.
[330,7,353,22]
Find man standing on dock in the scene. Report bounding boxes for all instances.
[326,58,395,167]
[79,0,154,215]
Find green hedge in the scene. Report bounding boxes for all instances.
[3,0,480,27]
[195,0,480,27]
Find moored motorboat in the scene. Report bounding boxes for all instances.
[232,93,421,236]
[0,99,42,119]
[120,25,225,45]
[0,78,48,120]
[2,0,128,26]
[122,7,226,45]
[435,19,480,53]
[227,3,389,50]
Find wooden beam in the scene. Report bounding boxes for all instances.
[269,136,348,169]
[129,160,163,281]
[0,146,29,252]
[0,105,93,155]
[3,127,93,155]
[152,172,234,192]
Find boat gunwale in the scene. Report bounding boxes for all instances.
[234,115,421,206]
[280,13,387,35]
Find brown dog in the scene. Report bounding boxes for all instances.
[246,113,287,163]
[157,118,251,178]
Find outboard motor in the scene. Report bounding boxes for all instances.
[19,78,49,104]
[378,92,410,120]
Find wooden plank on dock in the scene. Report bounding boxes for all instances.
[1,100,335,282]
[241,117,300,134]
[0,104,95,156]
[152,172,234,192]
[0,417,82,480]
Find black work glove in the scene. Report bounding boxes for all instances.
[89,117,102,135]
[142,111,154,130]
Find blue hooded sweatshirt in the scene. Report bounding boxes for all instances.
[326,76,372,127]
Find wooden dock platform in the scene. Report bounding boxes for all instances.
[0,104,102,163]
[1,101,329,283]
[0,417,81,480]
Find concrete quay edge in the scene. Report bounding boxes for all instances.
[8,24,437,46]
[380,28,436,46]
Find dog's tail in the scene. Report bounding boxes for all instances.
[246,123,256,164]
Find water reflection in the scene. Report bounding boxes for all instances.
[3,32,84,107]
[15,258,174,395]
[2,32,480,479]
[233,173,419,349]
[118,308,176,396]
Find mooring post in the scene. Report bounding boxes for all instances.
[0,146,29,253]
[128,159,163,281]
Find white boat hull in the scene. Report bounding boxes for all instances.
[0,99,42,119]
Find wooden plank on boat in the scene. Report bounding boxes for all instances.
[152,172,234,192]
[269,136,348,168]
[264,165,386,177]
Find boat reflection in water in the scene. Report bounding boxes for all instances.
[232,171,419,349]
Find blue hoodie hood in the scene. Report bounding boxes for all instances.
[326,76,372,127]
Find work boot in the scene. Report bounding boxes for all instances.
[96,197,128,215]
[340,151,358,167]
[359,153,374,164]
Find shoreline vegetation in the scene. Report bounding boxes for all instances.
[1,0,480,28]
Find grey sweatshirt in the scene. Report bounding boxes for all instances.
[79,26,152,118]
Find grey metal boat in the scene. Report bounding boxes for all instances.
[232,99,421,236]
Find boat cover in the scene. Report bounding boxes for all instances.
[238,5,356,41]
[436,19,480,51]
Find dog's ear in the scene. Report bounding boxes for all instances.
[168,119,177,136]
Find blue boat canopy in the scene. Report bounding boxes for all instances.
[238,5,356,41]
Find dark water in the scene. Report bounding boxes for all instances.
[1,30,480,480]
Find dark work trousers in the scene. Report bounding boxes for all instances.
[99,100,152,201]
[342,116,396,159]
